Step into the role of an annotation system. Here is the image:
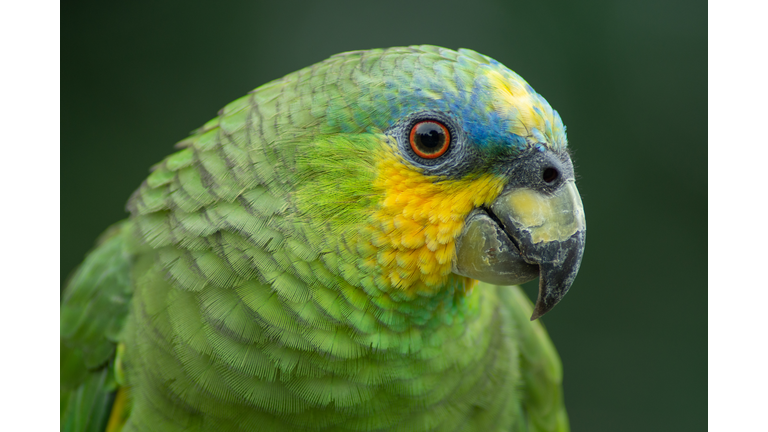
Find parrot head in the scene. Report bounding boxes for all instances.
[285,46,585,320]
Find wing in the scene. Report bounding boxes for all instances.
[61,222,135,432]
[496,284,570,432]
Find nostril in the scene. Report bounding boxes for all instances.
[542,167,559,183]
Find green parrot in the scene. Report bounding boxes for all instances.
[61,45,585,432]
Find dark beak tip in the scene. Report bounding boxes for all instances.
[527,230,585,320]
[529,299,553,321]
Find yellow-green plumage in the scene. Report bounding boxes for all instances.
[61,45,576,431]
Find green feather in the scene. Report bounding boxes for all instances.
[61,223,134,432]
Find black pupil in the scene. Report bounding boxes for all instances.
[542,167,559,183]
[415,122,445,152]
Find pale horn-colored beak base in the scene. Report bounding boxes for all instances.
[453,180,586,319]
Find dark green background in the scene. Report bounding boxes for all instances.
[62,1,706,430]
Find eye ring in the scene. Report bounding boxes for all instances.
[409,120,451,159]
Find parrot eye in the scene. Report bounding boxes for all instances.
[409,121,451,159]
[542,167,559,183]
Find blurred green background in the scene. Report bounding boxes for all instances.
[62,0,706,430]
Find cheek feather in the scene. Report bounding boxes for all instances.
[363,151,506,294]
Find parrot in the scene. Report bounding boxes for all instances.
[60,45,585,432]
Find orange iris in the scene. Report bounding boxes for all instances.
[409,121,450,159]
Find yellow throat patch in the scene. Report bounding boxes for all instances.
[366,150,506,294]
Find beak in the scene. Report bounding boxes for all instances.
[453,180,586,320]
